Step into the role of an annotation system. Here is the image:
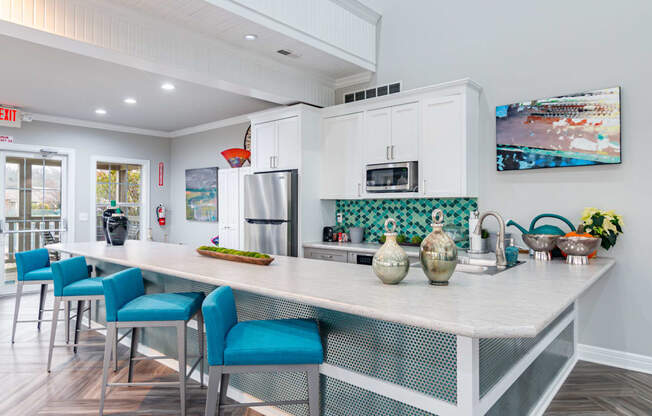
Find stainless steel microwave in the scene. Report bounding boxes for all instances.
[365,161,418,193]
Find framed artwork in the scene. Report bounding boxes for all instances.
[496,87,621,171]
[185,167,218,222]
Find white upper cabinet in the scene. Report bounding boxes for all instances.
[251,116,300,172]
[364,107,392,164]
[320,112,364,199]
[320,79,481,199]
[276,117,300,170]
[252,121,277,172]
[363,102,419,165]
[390,102,419,162]
[420,95,464,196]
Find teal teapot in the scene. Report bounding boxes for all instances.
[507,213,575,236]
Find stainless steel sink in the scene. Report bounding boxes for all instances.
[456,256,525,276]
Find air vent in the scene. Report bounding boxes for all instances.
[344,82,402,103]
[277,49,301,58]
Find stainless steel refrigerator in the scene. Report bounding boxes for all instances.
[243,170,298,257]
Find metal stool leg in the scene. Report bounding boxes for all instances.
[217,374,229,416]
[197,311,205,388]
[113,329,119,372]
[128,327,139,383]
[99,323,116,416]
[37,284,47,330]
[205,366,222,416]
[47,298,62,372]
[307,366,320,416]
[177,322,187,416]
[11,282,23,344]
[64,301,70,343]
[87,299,92,328]
[73,301,83,354]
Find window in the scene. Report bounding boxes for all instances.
[95,162,142,241]
[5,157,62,220]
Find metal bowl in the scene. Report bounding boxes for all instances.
[522,234,560,261]
[556,236,601,256]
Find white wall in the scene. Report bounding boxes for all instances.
[350,0,651,357]
[0,121,171,242]
[169,122,249,247]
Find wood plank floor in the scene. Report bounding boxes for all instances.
[0,291,262,416]
[2,292,651,415]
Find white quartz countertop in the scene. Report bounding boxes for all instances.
[304,241,420,256]
[48,241,614,339]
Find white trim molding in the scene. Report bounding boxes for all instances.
[89,155,150,243]
[29,113,170,138]
[578,344,652,375]
[169,114,251,138]
[334,71,374,89]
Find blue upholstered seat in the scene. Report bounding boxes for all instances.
[117,292,204,322]
[102,267,204,322]
[202,286,323,367]
[62,278,104,297]
[16,248,52,281]
[52,256,94,296]
[224,319,323,366]
[23,267,54,281]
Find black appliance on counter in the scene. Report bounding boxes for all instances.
[323,226,334,242]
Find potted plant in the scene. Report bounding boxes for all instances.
[580,208,624,250]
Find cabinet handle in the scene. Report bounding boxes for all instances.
[269,156,272,168]
[423,179,427,194]
[274,156,278,168]
[386,146,390,160]
[357,183,361,197]
[320,254,333,259]
[391,145,395,160]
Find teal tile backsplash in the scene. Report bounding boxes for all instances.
[335,198,478,246]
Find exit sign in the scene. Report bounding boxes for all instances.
[0,106,21,128]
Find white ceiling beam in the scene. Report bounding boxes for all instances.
[0,0,335,107]
[204,0,378,72]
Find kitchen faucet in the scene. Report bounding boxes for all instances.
[474,211,507,268]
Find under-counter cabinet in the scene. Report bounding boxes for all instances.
[363,102,419,164]
[321,112,364,199]
[251,116,299,172]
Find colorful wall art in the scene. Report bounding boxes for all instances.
[496,87,621,171]
[185,167,218,222]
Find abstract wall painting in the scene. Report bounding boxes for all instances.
[496,87,621,171]
[185,167,218,222]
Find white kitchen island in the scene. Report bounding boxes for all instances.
[48,241,614,416]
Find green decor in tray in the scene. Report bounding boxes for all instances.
[197,246,274,265]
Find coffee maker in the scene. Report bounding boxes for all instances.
[322,226,334,242]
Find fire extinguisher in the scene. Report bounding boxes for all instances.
[155,204,166,226]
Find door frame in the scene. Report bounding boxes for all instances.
[0,143,76,244]
[89,155,150,242]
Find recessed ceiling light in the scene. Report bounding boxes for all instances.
[124,97,137,104]
[244,34,258,41]
[95,108,107,115]
[161,83,175,91]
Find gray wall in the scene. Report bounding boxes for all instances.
[169,122,249,247]
[0,121,171,242]
[351,0,651,356]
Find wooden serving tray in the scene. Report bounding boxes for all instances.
[196,249,274,266]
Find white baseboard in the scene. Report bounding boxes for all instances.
[529,354,578,416]
[578,343,652,375]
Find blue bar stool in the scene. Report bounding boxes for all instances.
[99,268,205,416]
[47,256,106,372]
[202,286,323,416]
[12,248,72,343]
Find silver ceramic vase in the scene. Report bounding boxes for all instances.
[420,209,458,286]
[372,218,410,285]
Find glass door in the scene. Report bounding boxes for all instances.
[0,150,68,293]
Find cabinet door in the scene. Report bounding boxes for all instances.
[276,116,300,170]
[390,102,419,162]
[420,95,464,196]
[218,169,240,248]
[252,121,277,172]
[320,112,364,198]
[363,107,392,164]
